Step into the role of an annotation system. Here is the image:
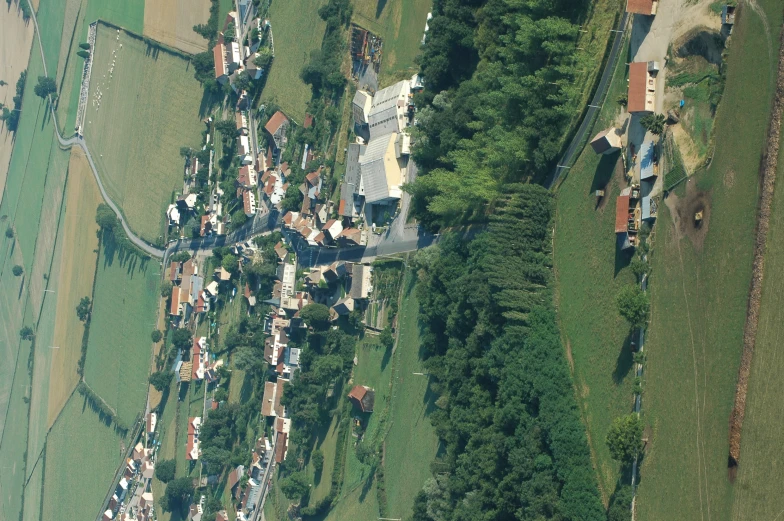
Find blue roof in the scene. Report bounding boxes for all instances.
[640,140,657,180]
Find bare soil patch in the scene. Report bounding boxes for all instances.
[47,148,102,427]
[672,180,712,252]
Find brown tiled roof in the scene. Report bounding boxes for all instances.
[213,43,226,79]
[264,111,288,135]
[626,0,654,14]
[615,195,630,233]
[170,287,180,315]
[627,62,649,113]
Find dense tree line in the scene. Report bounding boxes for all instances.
[409,184,604,521]
[408,0,590,227]
[0,70,26,131]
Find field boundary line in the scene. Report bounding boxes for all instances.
[728,16,784,472]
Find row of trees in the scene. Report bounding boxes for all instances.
[0,70,25,131]
[409,184,606,521]
[408,0,593,228]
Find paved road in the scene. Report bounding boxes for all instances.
[545,11,630,189]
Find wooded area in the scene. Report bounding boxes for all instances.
[408,0,590,227]
[409,184,605,521]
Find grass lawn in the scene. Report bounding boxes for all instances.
[83,232,160,427]
[552,32,636,501]
[41,392,126,521]
[351,0,432,80]
[634,2,784,520]
[263,0,328,123]
[382,272,439,520]
[83,23,206,243]
[308,413,341,503]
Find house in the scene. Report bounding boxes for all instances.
[264,111,290,151]
[368,80,411,140]
[216,510,229,521]
[278,263,296,298]
[214,42,229,83]
[274,242,289,262]
[146,412,157,438]
[169,261,183,283]
[166,204,181,226]
[352,90,372,126]
[338,227,362,246]
[275,432,289,463]
[628,62,656,114]
[287,347,300,367]
[245,53,265,80]
[236,111,249,135]
[332,296,354,316]
[228,465,245,498]
[237,165,258,191]
[214,267,232,282]
[322,219,344,242]
[141,459,155,480]
[340,142,366,219]
[227,41,243,71]
[243,191,257,217]
[348,385,375,413]
[177,193,198,212]
[189,502,204,521]
[103,509,114,521]
[359,132,407,204]
[590,128,622,154]
[204,280,220,298]
[244,283,257,307]
[261,379,287,417]
[186,417,202,460]
[626,0,658,15]
[238,135,253,165]
[349,264,373,299]
[192,337,208,381]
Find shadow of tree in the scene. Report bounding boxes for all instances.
[612,331,636,384]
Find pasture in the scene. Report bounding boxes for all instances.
[552,34,636,500]
[48,148,102,425]
[381,273,439,519]
[351,0,432,79]
[83,23,206,243]
[634,2,784,520]
[263,0,328,123]
[82,231,160,427]
[41,393,126,521]
[143,0,211,55]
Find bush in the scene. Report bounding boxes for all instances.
[312,449,324,473]
[76,297,91,321]
[77,50,89,59]
[12,265,23,277]
[20,326,34,340]
[151,329,163,343]
[4,227,12,238]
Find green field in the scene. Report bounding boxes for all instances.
[82,232,160,427]
[41,393,126,521]
[382,272,438,519]
[351,0,432,79]
[633,2,784,520]
[83,23,205,243]
[263,0,328,123]
[552,33,636,501]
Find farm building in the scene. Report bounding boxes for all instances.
[628,62,656,113]
[615,186,641,250]
[359,132,407,204]
[352,90,372,126]
[368,80,411,140]
[626,0,658,15]
[264,111,290,151]
[348,385,376,413]
[214,42,228,83]
[340,142,367,219]
[349,263,373,299]
[590,128,622,154]
[639,140,658,180]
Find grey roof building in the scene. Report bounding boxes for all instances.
[368,80,410,140]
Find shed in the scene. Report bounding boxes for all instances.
[639,140,657,180]
[615,195,631,233]
[626,0,658,15]
[348,385,375,413]
[590,128,622,154]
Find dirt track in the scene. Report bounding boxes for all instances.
[728,15,784,471]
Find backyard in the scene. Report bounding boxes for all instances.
[83,23,206,243]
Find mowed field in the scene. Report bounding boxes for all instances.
[552,34,636,500]
[351,0,432,78]
[47,148,102,425]
[84,23,206,243]
[635,2,784,520]
[264,0,328,123]
[143,0,210,55]
[41,393,126,521]
[82,231,160,427]
[382,273,439,519]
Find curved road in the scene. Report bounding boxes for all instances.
[545,11,630,189]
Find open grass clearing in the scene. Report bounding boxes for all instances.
[47,148,102,425]
[143,0,210,55]
[634,2,784,519]
[552,33,637,501]
[263,0,328,123]
[42,392,126,521]
[83,23,206,243]
[82,232,160,427]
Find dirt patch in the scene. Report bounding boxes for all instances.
[724,169,736,188]
[672,181,711,252]
[674,26,725,65]
[671,123,703,173]
[671,1,723,46]
[47,148,102,427]
[565,339,574,372]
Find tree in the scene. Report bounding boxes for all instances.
[280,472,310,501]
[232,345,258,370]
[300,303,331,330]
[221,254,238,274]
[160,280,173,298]
[0,80,6,87]
[172,329,192,352]
[95,204,118,230]
[640,113,666,135]
[629,256,648,281]
[616,93,628,106]
[179,147,192,160]
[4,227,12,238]
[76,296,91,321]
[607,485,633,521]
[160,476,193,513]
[254,48,273,69]
[170,251,191,263]
[33,76,57,100]
[79,42,91,50]
[12,265,23,277]
[213,119,236,136]
[151,329,163,343]
[77,50,90,59]
[155,459,176,483]
[379,326,394,349]
[20,326,34,340]
[606,414,644,463]
[149,371,171,392]
[311,449,324,473]
[616,285,650,328]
